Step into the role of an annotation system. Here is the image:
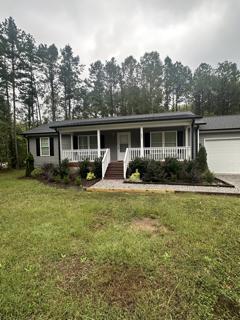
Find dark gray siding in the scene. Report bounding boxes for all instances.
[29,136,59,167]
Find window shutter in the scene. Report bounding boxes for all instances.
[100,134,105,149]
[177,131,184,147]
[36,138,40,156]
[144,132,150,147]
[73,136,78,149]
[50,137,54,156]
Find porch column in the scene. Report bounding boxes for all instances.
[97,129,101,157]
[140,126,144,157]
[185,126,188,146]
[59,132,62,162]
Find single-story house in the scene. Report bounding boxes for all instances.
[23,112,240,178]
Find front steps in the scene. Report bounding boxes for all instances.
[104,161,124,179]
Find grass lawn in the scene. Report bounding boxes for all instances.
[0,171,239,320]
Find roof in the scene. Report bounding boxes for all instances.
[199,114,240,131]
[23,111,200,136]
[23,122,57,136]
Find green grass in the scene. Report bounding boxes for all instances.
[0,170,240,319]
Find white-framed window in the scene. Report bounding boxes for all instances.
[40,137,50,156]
[78,135,97,149]
[150,131,177,147]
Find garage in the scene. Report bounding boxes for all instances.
[204,138,240,174]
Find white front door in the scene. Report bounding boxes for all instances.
[117,132,131,160]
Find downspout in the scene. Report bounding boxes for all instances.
[191,119,195,159]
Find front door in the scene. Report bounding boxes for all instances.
[117,132,131,160]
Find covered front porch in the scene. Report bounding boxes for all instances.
[59,121,198,179]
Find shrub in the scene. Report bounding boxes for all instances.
[79,159,90,179]
[63,176,70,184]
[129,169,141,182]
[75,176,82,187]
[128,158,148,178]
[202,169,215,184]
[54,175,61,183]
[86,171,96,181]
[143,160,164,182]
[196,146,208,173]
[41,163,54,178]
[59,158,69,179]
[93,157,102,178]
[31,168,43,178]
[25,153,34,177]
[163,158,182,179]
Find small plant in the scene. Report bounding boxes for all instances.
[79,159,90,179]
[143,160,164,182]
[128,158,148,178]
[25,153,34,177]
[31,168,43,178]
[163,158,182,179]
[86,171,96,181]
[59,158,69,179]
[93,157,102,178]
[41,163,54,179]
[196,145,208,173]
[129,169,141,182]
[63,175,70,184]
[202,169,215,184]
[54,175,61,183]
[75,176,82,187]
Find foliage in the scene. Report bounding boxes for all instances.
[63,175,70,184]
[86,171,96,181]
[31,168,43,178]
[93,157,102,179]
[128,158,148,178]
[79,159,90,179]
[163,158,182,180]
[142,160,164,182]
[129,169,141,182]
[75,176,82,187]
[59,158,69,179]
[25,153,34,177]
[202,169,215,184]
[196,145,208,173]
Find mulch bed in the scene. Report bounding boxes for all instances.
[124,177,234,188]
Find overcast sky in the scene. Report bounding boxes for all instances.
[0,0,239,71]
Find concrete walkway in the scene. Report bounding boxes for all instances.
[88,175,240,195]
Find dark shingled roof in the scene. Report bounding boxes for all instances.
[23,123,57,136]
[199,115,240,131]
[23,111,201,136]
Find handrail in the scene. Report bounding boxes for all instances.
[102,148,110,179]
[123,148,130,179]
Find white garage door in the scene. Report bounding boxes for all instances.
[205,138,240,174]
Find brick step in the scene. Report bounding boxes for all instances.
[104,161,124,180]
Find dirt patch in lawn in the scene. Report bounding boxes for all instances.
[131,217,172,235]
[54,256,169,310]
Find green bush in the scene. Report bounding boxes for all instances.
[31,168,43,178]
[196,145,208,173]
[163,158,182,179]
[59,158,69,179]
[202,169,215,184]
[86,171,96,181]
[63,176,70,184]
[79,159,90,179]
[75,176,82,186]
[128,158,148,178]
[129,169,141,182]
[93,157,102,178]
[25,153,34,177]
[142,160,164,182]
[54,175,61,183]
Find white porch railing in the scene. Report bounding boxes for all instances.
[102,148,111,179]
[123,146,191,179]
[123,148,130,179]
[61,149,106,162]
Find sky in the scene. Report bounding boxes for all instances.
[0,0,239,71]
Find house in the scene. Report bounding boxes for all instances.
[23,112,240,178]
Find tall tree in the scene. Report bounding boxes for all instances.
[163,56,174,111]
[140,51,163,113]
[59,45,81,119]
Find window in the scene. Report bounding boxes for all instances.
[165,131,177,147]
[151,132,163,147]
[150,131,177,147]
[40,137,50,156]
[78,135,97,149]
